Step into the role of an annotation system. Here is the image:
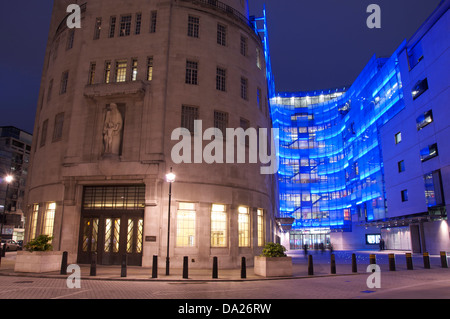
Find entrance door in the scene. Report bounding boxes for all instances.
[78,213,143,266]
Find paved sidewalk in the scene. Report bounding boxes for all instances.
[0,250,447,282]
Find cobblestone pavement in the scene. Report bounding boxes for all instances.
[1,250,449,301]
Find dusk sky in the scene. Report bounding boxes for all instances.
[0,0,441,134]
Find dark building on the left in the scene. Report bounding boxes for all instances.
[0,126,32,242]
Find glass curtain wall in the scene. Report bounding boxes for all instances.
[270,42,407,240]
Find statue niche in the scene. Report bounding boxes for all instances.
[102,103,124,156]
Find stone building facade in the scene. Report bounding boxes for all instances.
[25,0,279,269]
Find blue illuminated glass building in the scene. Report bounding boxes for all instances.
[267,1,450,252]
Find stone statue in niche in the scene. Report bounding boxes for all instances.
[103,103,123,155]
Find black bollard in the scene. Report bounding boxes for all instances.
[90,252,97,276]
[440,251,448,268]
[152,255,158,278]
[60,251,68,275]
[212,256,218,279]
[241,257,246,279]
[121,254,127,277]
[388,253,396,271]
[1,243,6,257]
[330,253,336,274]
[351,253,357,273]
[406,253,413,270]
[308,254,314,275]
[183,256,189,279]
[423,252,431,269]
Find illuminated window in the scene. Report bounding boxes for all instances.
[416,110,433,131]
[131,59,138,81]
[424,170,444,207]
[30,204,39,240]
[94,17,102,40]
[411,78,428,100]
[88,62,96,85]
[115,60,127,82]
[211,204,227,247]
[43,202,56,239]
[420,143,438,162]
[238,206,250,247]
[394,132,402,144]
[257,209,264,247]
[104,61,111,83]
[147,57,153,81]
[176,202,196,247]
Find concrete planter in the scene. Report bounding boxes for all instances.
[14,251,63,273]
[254,256,292,277]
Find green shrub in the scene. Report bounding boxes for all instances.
[260,242,287,257]
[24,235,53,252]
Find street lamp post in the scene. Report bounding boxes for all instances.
[165,168,176,276]
[1,175,13,259]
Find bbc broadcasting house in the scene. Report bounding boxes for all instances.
[24,0,449,269]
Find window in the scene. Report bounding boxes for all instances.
[88,62,96,85]
[420,143,438,162]
[119,15,132,37]
[408,42,424,70]
[398,160,405,173]
[131,59,138,81]
[94,17,102,40]
[40,119,48,147]
[411,78,428,100]
[188,16,199,38]
[240,36,247,56]
[424,170,444,207]
[82,185,145,210]
[366,234,381,245]
[109,16,117,38]
[238,206,250,247]
[30,204,39,240]
[416,110,433,130]
[52,113,64,142]
[181,105,199,133]
[217,24,227,46]
[147,57,153,81]
[240,77,248,100]
[135,13,142,35]
[150,11,157,33]
[211,204,227,247]
[176,202,196,247]
[256,47,262,69]
[60,71,69,94]
[185,60,198,85]
[66,29,75,50]
[115,60,127,82]
[394,132,402,144]
[104,61,112,83]
[257,209,264,247]
[216,67,226,92]
[401,190,408,202]
[43,202,56,239]
[214,110,228,135]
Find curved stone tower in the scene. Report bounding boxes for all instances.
[26,0,278,268]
